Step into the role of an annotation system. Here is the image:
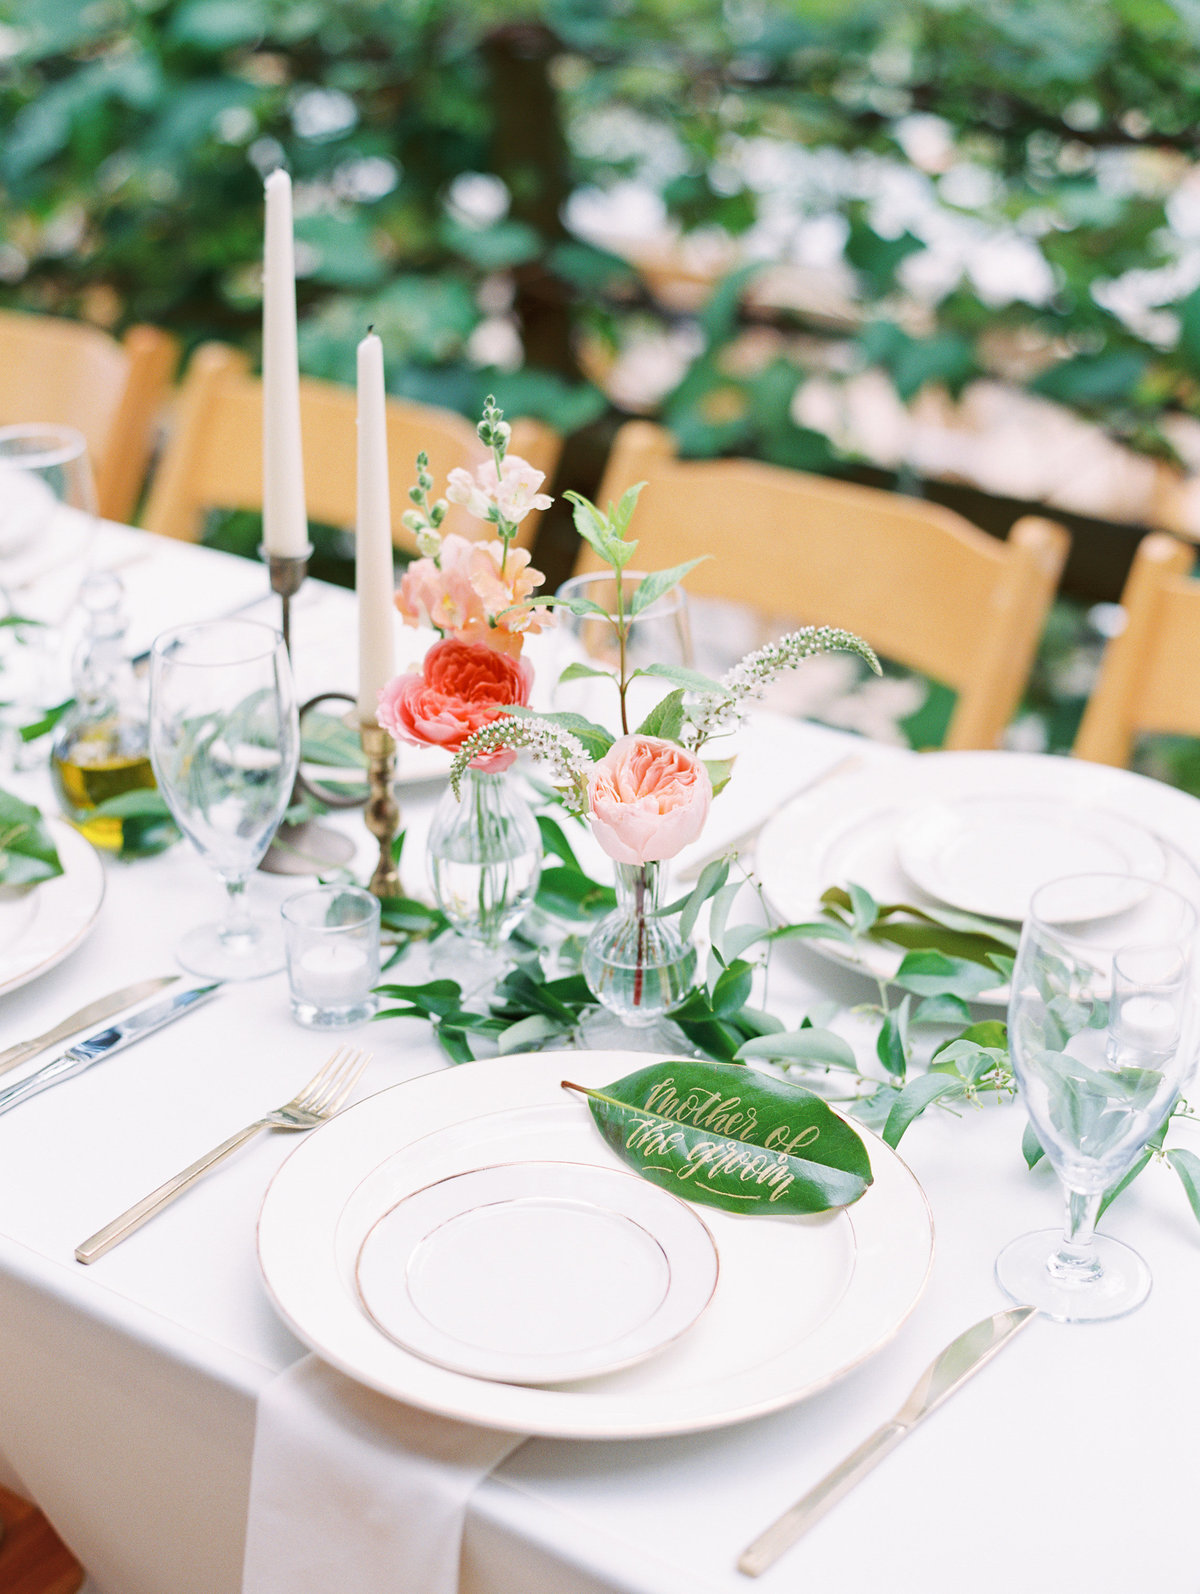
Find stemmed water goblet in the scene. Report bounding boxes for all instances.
[149,619,300,980]
[997,873,1199,1321]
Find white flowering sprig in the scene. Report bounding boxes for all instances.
[682,628,882,751]
[450,715,593,815]
[401,450,448,560]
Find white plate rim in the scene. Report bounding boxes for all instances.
[0,819,105,997]
[894,793,1166,922]
[354,1158,720,1385]
[755,751,1200,999]
[257,1050,934,1439]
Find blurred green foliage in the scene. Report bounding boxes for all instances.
[3,0,1200,465]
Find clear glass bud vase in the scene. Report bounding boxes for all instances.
[580,861,696,1049]
[427,768,541,993]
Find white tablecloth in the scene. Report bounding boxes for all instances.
[1,527,1200,1594]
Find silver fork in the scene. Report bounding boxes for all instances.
[75,1045,371,1264]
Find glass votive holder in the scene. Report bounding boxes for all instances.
[282,886,380,1028]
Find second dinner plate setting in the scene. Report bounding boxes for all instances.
[756,749,1200,998]
[258,1049,934,1439]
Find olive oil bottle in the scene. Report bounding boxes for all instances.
[51,571,156,850]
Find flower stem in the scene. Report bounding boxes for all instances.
[634,863,646,1007]
[614,575,630,735]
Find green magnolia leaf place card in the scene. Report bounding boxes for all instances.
[0,788,63,887]
[563,1059,872,1217]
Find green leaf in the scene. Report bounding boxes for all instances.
[1098,1149,1152,1218]
[631,560,709,616]
[497,1014,566,1054]
[0,788,63,885]
[913,993,973,1026]
[1022,1119,1045,1170]
[18,699,72,743]
[557,661,615,686]
[702,757,736,796]
[565,1059,872,1216]
[631,663,731,697]
[735,1027,858,1070]
[678,858,730,942]
[893,949,1002,998]
[535,813,581,870]
[710,959,753,1017]
[636,688,686,742]
[1167,1148,1200,1228]
[876,996,911,1078]
[502,705,614,762]
[535,865,617,922]
[848,882,878,935]
[882,1073,966,1147]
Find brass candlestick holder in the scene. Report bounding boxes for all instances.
[360,719,402,898]
[259,543,358,876]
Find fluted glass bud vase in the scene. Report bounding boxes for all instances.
[580,861,697,1052]
[428,767,541,999]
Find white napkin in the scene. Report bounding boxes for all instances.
[242,1354,524,1594]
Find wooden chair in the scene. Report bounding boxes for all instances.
[1073,532,1200,766]
[0,1485,83,1594]
[0,309,177,524]
[581,421,1070,751]
[142,343,562,553]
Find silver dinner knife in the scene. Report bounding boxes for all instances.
[0,983,220,1118]
[737,1305,1036,1577]
[0,975,180,1078]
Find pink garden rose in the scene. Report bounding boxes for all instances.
[394,533,551,658]
[377,638,533,772]
[588,735,713,864]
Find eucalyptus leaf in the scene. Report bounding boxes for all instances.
[678,857,729,942]
[1167,1148,1200,1228]
[1022,1119,1045,1170]
[882,1072,966,1147]
[564,1059,872,1216]
[735,1027,858,1070]
[1098,1149,1152,1218]
[893,949,1002,998]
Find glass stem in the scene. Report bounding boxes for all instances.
[220,876,254,946]
[1049,1187,1103,1281]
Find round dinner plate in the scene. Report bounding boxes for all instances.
[0,819,105,997]
[258,1049,933,1439]
[356,1161,719,1385]
[894,794,1165,923]
[756,751,1200,1001]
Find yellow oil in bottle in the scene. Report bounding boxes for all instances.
[51,724,157,851]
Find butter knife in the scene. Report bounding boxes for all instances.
[737,1305,1036,1577]
[0,983,220,1118]
[0,975,180,1078]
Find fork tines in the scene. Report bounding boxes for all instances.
[298,1046,372,1117]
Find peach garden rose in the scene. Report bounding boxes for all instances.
[588,735,713,865]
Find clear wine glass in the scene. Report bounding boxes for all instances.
[149,620,300,980]
[997,873,1199,1321]
[0,424,98,767]
[549,570,693,736]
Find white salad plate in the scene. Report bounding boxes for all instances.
[355,1160,719,1385]
[0,820,105,997]
[756,751,1200,1000]
[895,794,1165,923]
[258,1050,933,1439]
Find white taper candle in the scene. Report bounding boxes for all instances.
[356,331,395,722]
[262,168,308,558]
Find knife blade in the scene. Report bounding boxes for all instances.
[0,983,220,1118]
[0,975,181,1078]
[737,1305,1036,1577]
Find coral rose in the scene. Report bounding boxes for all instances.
[377,638,533,773]
[588,735,712,864]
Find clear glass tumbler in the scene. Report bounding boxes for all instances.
[282,886,381,1027]
[549,571,693,737]
[997,873,1199,1321]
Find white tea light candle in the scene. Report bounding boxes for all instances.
[282,886,381,1028]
